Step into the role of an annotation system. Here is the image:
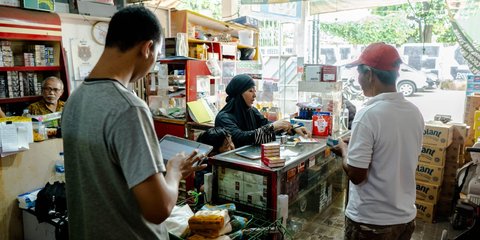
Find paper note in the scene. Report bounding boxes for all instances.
[1,124,18,152]
[17,126,29,150]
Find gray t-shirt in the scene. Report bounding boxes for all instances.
[62,79,168,240]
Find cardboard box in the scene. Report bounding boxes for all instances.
[423,122,453,147]
[416,180,441,203]
[463,95,480,146]
[416,162,444,185]
[305,65,321,81]
[321,65,340,82]
[415,199,436,223]
[419,144,446,166]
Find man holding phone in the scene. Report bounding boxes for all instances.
[62,6,206,239]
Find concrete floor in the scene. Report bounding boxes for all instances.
[291,192,466,240]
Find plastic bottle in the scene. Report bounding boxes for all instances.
[22,109,30,117]
[340,104,349,132]
[54,152,65,183]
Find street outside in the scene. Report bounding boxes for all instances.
[350,89,466,123]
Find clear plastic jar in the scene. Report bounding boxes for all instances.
[33,122,47,142]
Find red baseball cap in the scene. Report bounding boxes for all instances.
[347,42,402,71]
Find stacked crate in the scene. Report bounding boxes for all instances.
[437,123,467,218]
[415,122,453,223]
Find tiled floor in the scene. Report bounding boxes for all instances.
[292,192,466,240]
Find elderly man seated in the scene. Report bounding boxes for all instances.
[28,76,65,115]
[28,76,65,128]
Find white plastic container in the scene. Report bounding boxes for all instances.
[238,30,254,46]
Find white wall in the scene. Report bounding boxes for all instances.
[59,13,109,93]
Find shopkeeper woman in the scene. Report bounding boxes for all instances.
[215,74,310,148]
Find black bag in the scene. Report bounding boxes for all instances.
[35,181,67,223]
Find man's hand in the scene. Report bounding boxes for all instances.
[330,138,347,158]
[167,150,207,181]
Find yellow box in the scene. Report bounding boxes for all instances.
[415,162,444,185]
[423,122,453,148]
[474,111,480,141]
[416,180,441,203]
[415,199,436,223]
[419,144,446,166]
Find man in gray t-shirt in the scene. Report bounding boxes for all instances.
[62,6,205,240]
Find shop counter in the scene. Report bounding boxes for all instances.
[211,133,348,222]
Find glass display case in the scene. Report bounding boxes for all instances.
[211,132,348,222]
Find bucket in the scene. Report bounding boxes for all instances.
[238,30,254,46]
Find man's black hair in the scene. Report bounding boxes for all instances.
[105,5,163,52]
[197,127,231,153]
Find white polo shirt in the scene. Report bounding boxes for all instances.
[346,92,424,225]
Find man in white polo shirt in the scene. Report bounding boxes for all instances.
[332,42,424,240]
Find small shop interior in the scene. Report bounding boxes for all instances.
[1,0,480,239]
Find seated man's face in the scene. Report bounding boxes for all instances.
[42,80,64,104]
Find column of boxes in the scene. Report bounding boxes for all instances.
[438,123,467,218]
[261,142,285,167]
[415,122,453,223]
[23,53,35,66]
[304,64,341,82]
[34,45,46,66]
[217,166,267,208]
[2,71,39,98]
[1,41,13,67]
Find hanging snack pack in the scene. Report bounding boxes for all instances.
[313,112,331,136]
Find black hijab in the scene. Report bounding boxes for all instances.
[219,74,261,131]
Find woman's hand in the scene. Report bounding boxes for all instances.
[293,126,311,138]
[167,150,207,181]
[272,120,291,132]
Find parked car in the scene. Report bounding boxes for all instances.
[341,63,434,98]
[397,63,435,97]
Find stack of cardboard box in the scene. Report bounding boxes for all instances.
[261,142,285,168]
[415,122,453,223]
[437,123,467,218]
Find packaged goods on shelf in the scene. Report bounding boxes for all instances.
[0,75,6,98]
[466,74,480,96]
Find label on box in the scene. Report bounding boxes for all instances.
[415,162,444,185]
[321,65,338,82]
[243,182,267,208]
[419,144,446,166]
[218,166,244,181]
[305,65,321,81]
[415,199,436,223]
[416,180,441,203]
[423,123,453,147]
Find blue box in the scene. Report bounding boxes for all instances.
[230,16,259,29]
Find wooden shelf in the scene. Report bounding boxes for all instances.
[0,95,42,104]
[0,66,61,72]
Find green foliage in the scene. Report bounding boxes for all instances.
[177,0,222,20]
[319,14,416,45]
[319,0,456,44]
